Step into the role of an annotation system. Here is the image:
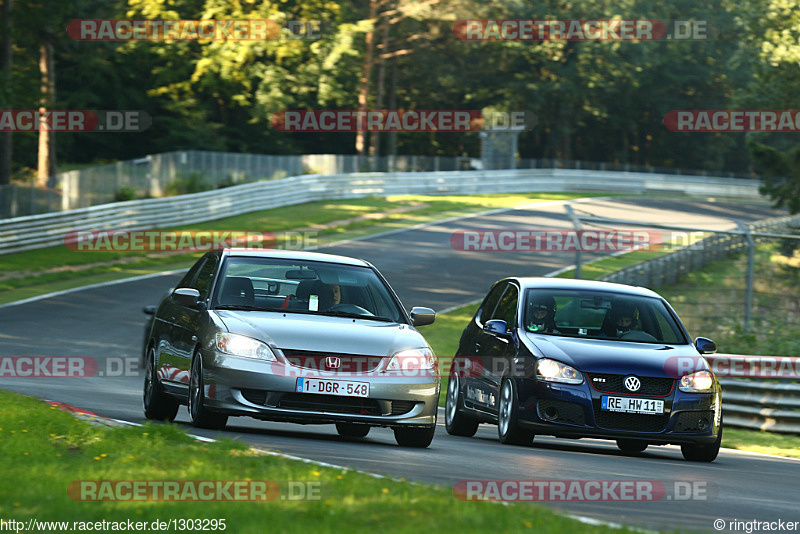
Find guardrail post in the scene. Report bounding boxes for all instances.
[736,220,755,331]
[564,204,582,278]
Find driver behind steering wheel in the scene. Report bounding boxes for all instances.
[610,301,640,337]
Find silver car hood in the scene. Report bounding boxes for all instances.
[216,310,427,356]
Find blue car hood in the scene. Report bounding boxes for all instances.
[522,333,708,377]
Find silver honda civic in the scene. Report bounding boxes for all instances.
[142,248,439,447]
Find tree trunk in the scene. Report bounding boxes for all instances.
[355,0,378,161]
[387,61,397,161]
[0,0,13,186]
[369,20,390,160]
[37,39,56,188]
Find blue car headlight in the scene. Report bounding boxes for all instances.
[679,370,715,393]
[215,333,276,361]
[536,358,583,385]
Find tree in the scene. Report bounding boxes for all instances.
[732,0,800,210]
[0,0,13,185]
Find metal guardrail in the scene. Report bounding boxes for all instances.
[600,215,800,288]
[706,356,800,434]
[0,168,762,255]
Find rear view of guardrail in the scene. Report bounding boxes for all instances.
[0,168,762,255]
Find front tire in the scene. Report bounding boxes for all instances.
[681,422,722,462]
[497,379,534,445]
[143,346,178,421]
[394,426,435,448]
[445,374,479,437]
[188,352,228,430]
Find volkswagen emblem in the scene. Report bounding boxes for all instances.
[324,356,341,369]
[624,375,641,392]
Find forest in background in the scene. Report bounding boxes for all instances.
[0,0,798,207]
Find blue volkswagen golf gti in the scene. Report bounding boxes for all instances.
[445,277,722,462]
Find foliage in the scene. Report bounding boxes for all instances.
[163,172,211,196]
[0,0,796,181]
[113,185,138,201]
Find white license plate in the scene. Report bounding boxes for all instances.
[296,378,369,398]
[601,396,664,415]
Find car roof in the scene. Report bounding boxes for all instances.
[511,277,662,298]
[221,248,371,268]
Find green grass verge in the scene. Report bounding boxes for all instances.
[720,427,800,459]
[0,193,591,304]
[0,390,634,533]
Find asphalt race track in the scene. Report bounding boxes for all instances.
[2,196,798,531]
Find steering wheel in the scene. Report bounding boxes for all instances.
[619,330,658,342]
[328,303,374,316]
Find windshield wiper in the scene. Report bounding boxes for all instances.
[214,304,275,311]
[322,310,394,322]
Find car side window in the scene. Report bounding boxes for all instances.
[479,282,507,325]
[492,284,519,331]
[177,256,205,288]
[193,256,218,301]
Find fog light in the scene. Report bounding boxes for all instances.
[543,406,559,421]
[697,418,710,431]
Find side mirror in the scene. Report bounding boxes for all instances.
[484,319,509,336]
[143,305,157,316]
[695,337,717,355]
[173,288,202,309]
[410,307,436,327]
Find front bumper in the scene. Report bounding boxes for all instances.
[515,376,721,446]
[200,352,439,428]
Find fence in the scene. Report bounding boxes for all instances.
[0,168,764,255]
[599,216,800,288]
[0,150,759,218]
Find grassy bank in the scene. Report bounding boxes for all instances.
[0,390,633,533]
[0,192,590,305]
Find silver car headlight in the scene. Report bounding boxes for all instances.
[536,358,583,384]
[386,347,438,372]
[215,333,276,361]
[679,370,715,393]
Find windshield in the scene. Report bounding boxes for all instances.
[212,256,405,323]
[523,288,688,345]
